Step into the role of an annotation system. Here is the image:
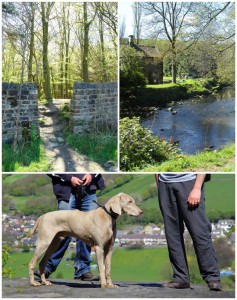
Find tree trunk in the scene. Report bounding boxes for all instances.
[41,3,53,101]
[99,17,107,82]
[64,4,70,98]
[172,44,177,83]
[82,2,89,82]
[27,3,35,82]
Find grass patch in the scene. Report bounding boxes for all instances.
[5,247,235,290]
[139,174,235,214]
[135,144,235,172]
[2,139,51,172]
[146,83,178,89]
[6,248,170,282]
[146,77,218,95]
[111,248,170,282]
[66,132,117,166]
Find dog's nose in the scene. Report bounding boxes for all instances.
[139,209,143,215]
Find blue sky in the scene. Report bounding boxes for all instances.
[119,2,134,37]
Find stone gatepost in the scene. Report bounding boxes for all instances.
[71,82,118,134]
[2,82,39,143]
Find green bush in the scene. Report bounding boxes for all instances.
[120,117,179,171]
[2,245,15,280]
[120,46,147,88]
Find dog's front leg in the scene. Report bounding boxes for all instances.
[95,245,107,288]
[104,242,117,288]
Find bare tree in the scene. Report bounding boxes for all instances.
[119,15,126,42]
[142,2,194,83]
[132,2,142,44]
[142,2,232,83]
[41,2,54,101]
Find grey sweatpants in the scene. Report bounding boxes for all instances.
[158,179,220,284]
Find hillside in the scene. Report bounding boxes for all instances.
[2,174,235,223]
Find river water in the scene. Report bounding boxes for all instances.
[141,87,235,154]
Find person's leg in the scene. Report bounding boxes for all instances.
[158,181,190,285]
[176,181,220,284]
[45,200,72,274]
[74,192,97,279]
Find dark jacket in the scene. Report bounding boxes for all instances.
[47,174,106,201]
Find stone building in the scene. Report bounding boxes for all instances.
[126,35,163,84]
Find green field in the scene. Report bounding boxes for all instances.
[3,173,235,215]
[99,175,155,201]
[7,248,170,282]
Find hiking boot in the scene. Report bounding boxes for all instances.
[75,272,100,281]
[34,269,51,279]
[208,281,222,291]
[163,281,190,289]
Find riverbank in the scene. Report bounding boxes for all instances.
[120,78,227,117]
[135,144,235,172]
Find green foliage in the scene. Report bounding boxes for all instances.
[141,208,163,224]
[66,132,117,166]
[71,252,76,261]
[120,46,147,88]
[113,175,133,187]
[180,78,218,95]
[120,117,179,171]
[207,210,235,223]
[22,245,30,253]
[2,245,15,280]
[213,238,235,269]
[2,137,51,172]
[55,272,64,279]
[23,199,56,217]
[140,144,235,172]
[220,276,235,291]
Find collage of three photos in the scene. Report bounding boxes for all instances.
[2,1,235,297]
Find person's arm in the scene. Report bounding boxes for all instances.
[187,174,206,207]
[155,174,159,185]
[50,174,87,187]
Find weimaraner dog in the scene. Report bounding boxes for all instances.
[29,193,143,288]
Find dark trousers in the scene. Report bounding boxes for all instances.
[158,180,220,284]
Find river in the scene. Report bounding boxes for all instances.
[141,87,235,154]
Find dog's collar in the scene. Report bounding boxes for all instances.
[93,200,118,219]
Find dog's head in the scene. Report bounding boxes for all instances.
[105,193,143,217]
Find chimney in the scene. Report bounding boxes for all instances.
[128,35,134,46]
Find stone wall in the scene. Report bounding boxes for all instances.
[2,82,39,143]
[71,82,118,133]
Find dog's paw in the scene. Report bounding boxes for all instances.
[30,281,42,287]
[42,280,53,286]
[102,284,118,288]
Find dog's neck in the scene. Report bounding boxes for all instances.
[93,200,119,220]
[102,206,119,220]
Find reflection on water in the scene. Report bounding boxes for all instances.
[141,87,235,154]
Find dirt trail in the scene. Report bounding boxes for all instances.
[39,99,106,172]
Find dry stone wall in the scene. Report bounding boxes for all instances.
[71,82,118,134]
[2,82,39,143]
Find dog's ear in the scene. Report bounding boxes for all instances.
[106,196,122,215]
[111,199,122,215]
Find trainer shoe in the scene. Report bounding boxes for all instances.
[208,281,222,291]
[163,281,190,289]
[75,272,100,281]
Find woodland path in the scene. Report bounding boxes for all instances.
[38,99,107,172]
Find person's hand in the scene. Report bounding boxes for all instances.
[71,176,84,187]
[82,174,92,186]
[187,187,201,207]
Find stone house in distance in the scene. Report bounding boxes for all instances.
[126,35,163,84]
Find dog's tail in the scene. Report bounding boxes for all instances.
[28,216,41,237]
